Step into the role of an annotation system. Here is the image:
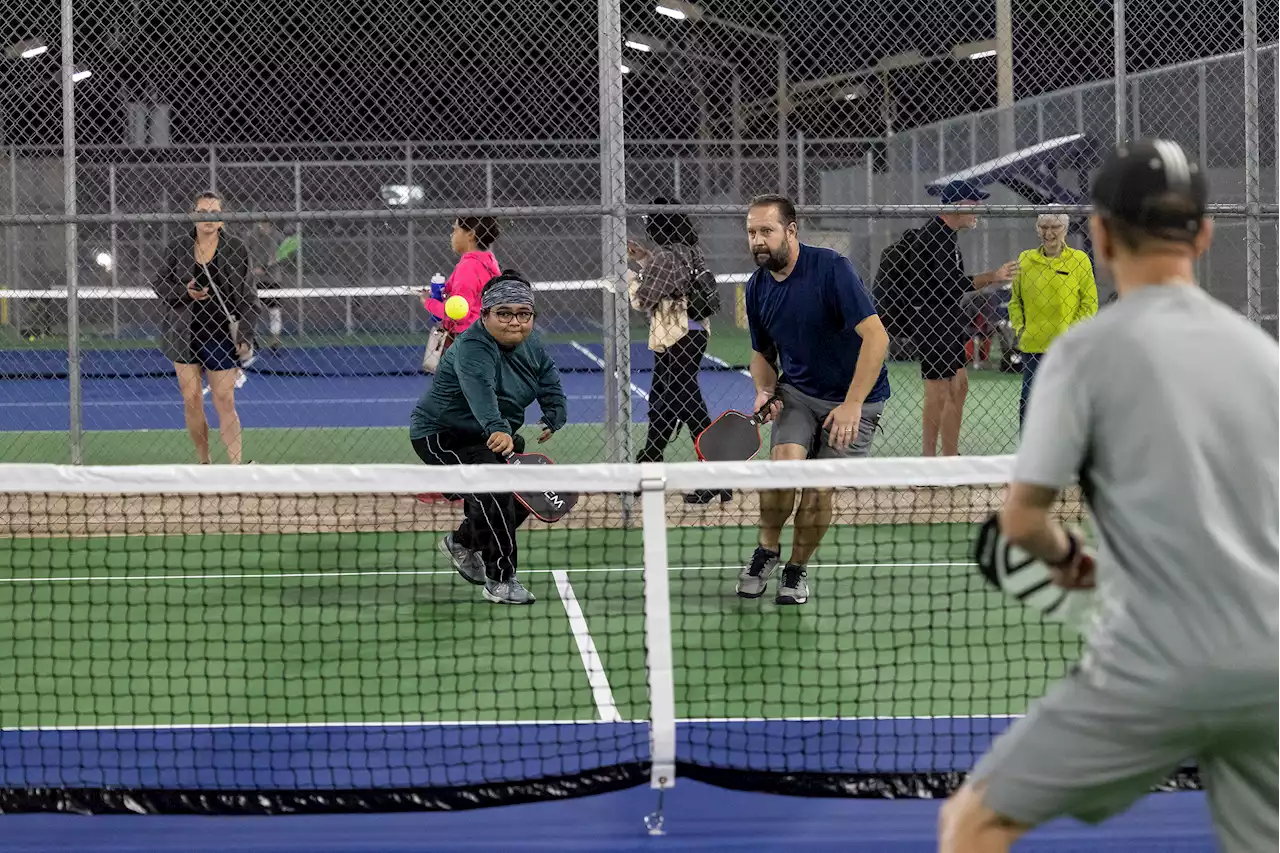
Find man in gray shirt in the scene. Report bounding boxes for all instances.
[939,140,1278,852]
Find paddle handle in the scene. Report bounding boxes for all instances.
[751,391,781,425]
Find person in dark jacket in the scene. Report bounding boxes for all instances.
[627,198,724,504]
[153,192,260,464]
[874,181,1017,456]
[409,271,568,606]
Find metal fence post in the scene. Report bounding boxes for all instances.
[293,161,304,335]
[109,163,119,337]
[5,147,17,335]
[1114,0,1127,144]
[63,0,83,464]
[1242,0,1261,324]
[598,0,630,466]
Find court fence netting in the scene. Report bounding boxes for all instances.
[0,457,1199,817]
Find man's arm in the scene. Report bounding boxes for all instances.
[973,260,1020,289]
[749,348,779,394]
[821,258,889,448]
[744,276,781,403]
[841,314,889,404]
[1001,339,1094,584]
[1001,483,1074,562]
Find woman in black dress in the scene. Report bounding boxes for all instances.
[153,192,259,464]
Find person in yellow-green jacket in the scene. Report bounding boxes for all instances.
[1010,213,1099,426]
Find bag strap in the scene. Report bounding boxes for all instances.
[680,245,705,293]
[200,262,238,326]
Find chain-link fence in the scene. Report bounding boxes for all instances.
[1,0,1276,465]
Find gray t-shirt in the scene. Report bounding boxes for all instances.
[1016,284,1278,702]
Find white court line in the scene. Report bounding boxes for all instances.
[2,713,1021,732]
[702,353,752,379]
[553,570,622,723]
[568,341,650,401]
[0,561,974,585]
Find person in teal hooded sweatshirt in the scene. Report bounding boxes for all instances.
[410,271,567,606]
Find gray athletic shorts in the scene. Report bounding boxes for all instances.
[970,665,1279,852]
[770,384,885,459]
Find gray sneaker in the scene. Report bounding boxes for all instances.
[775,564,809,605]
[439,535,485,586]
[736,547,779,598]
[483,577,536,605]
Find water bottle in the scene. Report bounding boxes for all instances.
[429,273,446,302]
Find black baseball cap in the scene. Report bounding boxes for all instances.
[1091,139,1208,239]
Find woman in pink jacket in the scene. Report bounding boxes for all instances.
[422,216,502,345]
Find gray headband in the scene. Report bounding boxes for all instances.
[482,276,535,311]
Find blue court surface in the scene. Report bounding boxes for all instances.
[0,341,754,432]
[0,788,1218,852]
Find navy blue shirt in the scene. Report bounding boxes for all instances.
[746,244,891,404]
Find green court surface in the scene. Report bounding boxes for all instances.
[0,521,1075,728]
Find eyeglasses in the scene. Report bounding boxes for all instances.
[491,309,535,324]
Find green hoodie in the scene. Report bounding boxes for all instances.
[409,322,568,441]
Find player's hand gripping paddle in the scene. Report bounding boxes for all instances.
[694,393,781,462]
[505,452,578,523]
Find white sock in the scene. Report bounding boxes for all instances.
[269,307,282,336]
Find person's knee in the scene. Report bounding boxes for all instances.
[181,388,204,413]
[770,443,807,462]
[797,487,831,510]
[210,390,237,418]
[950,372,969,403]
[938,784,1026,853]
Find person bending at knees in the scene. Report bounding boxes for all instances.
[407,271,567,606]
[738,194,892,606]
[152,191,259,464]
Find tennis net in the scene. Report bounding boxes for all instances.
[0,457,1193,815]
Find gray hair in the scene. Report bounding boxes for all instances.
[1037,212,1070,229]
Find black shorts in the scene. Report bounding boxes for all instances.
[176,336,239,372]
[916,330,968,380]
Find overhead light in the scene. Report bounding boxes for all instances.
[5,38,48,60]
[94,251,113,270]
[626,32,668,53]
[380,184,425,208]
[621,63,632,74]
[71,68,92,82]
[836,84,868,101]
[952,39,998,61]
[655,0,704,22]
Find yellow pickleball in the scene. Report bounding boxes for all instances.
[444,295,469,321]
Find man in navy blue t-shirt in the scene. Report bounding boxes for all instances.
[737,194,892,605]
